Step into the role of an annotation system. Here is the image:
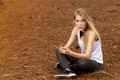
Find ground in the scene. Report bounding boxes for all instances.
[0,0,120,80]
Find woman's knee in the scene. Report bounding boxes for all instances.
[55,48,61,55]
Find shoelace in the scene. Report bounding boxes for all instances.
[62,70,71,74]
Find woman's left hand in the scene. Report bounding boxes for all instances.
[59,47,72,55]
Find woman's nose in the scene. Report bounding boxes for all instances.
[79,22,82,26]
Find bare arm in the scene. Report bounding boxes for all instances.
[61,31,96,59]
[64,27,78,48]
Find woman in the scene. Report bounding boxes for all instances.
[54,8,103,78]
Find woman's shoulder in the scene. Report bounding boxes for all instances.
[88,30,97,40]
[89,30,95,35]
[72,26,79,35]
[73,26,79,31]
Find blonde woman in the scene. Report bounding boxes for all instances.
[54,8,103,78]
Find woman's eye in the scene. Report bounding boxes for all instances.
[75,19,85,22]
[81,19,85,22]
[76,20,79,22]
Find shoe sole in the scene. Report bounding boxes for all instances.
[54,74,76,78]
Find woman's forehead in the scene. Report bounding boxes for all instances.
[75,15,85,20]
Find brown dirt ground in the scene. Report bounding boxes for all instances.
[0,0,120,80]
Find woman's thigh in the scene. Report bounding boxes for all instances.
[70,59,102,72]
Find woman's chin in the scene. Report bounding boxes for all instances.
[77,27,84,31]
[79,29,84,31]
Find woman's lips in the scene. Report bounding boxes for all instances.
[78,27,83,29]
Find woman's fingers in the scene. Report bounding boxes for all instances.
[59,48,66,54]
[61,47,67,50]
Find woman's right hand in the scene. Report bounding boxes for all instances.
[59,47,67,54]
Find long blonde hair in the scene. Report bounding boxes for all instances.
[74,8,100,49]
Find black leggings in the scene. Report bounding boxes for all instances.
[55,49,103,73]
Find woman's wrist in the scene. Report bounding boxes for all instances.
[66,49,72,55]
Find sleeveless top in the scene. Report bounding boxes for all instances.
[78,31,103,64]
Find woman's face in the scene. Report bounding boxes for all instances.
[74,15,87,31]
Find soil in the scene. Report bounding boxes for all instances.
[0,0,120,80]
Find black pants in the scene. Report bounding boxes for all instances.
[55,49,103,73]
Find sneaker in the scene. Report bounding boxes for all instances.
[54,70,76,78]
[55,62,63,70]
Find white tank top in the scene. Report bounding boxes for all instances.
[78,31,103,64]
